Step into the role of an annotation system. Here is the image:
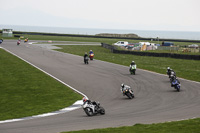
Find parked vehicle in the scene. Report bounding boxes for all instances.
[114,41,129,46]
[139,42,153,46]
[188,44,199,48]
[162,42,174,46]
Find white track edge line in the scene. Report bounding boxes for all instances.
[0,47,87,124]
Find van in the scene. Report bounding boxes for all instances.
[114,41,129,46]
[162,42,174,46]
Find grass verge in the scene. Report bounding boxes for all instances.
[55,45,200,82]
[0,49,82,121]
[62,118,200,133]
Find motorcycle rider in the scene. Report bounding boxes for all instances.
[82,97,99,112]
[84,52,89,63]
[17,39,21,45]
[167,67,176,78]
[167,67,171,74]
[24,38,29,42]
[171,76,180,87]
[120,83,134,95]
[89,50,94,54]
[130,61,136,71]
[84,52,88,58]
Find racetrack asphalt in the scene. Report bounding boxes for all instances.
[0,40,200,133]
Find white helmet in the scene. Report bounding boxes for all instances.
[121,83,124,87]
[132,61,135,63]
[167,67,170,70]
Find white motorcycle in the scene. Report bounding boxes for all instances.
[82,101,105,116]
[122,87,135,99]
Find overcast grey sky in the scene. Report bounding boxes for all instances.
[0,0,200,31]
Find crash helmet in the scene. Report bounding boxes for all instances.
[121,83,124,88]
[82,97,88,102]
[90,50,92,52]
[132,61,135,63]
[167,67,170,70]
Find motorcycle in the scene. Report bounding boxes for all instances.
[122,87,135,99]
[130,65,136,75]
[171,79,181,92]
[24,38,28,43]
[168,70,176,78]
[170,74,176,83]
[17,40,20,45]
[84,56,89,64]
[89,53,94,60]
[82,101,105,116]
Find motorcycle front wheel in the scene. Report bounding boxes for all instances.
[99,107,105,115]
[126,93,133,99]
[84,108,93,116]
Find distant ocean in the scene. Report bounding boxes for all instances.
[1,25,200,40]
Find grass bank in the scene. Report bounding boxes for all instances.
[63,118,200,133]
[0,49,82,121]
[56,45,200,82]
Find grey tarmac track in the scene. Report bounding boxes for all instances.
[0,40,200,133]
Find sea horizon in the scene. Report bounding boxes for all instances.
[1,24,200,40]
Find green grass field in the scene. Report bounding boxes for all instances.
[63,118,200,133]
[0,49,82,121]
[56,45,200,82]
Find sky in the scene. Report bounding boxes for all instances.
[0,0,200,32]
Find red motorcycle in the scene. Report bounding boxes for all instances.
[17,40,20,45]
[89,53,94,60]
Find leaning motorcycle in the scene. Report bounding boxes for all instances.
[130,66,136,75]
[170,74,176,83]
[89,53,94,60]
[82,101,105,116]
[171,79,181,92]
[123,88,135,99]
[17,41,20,45]
[24,39,28,43]
[84,56,89,64]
